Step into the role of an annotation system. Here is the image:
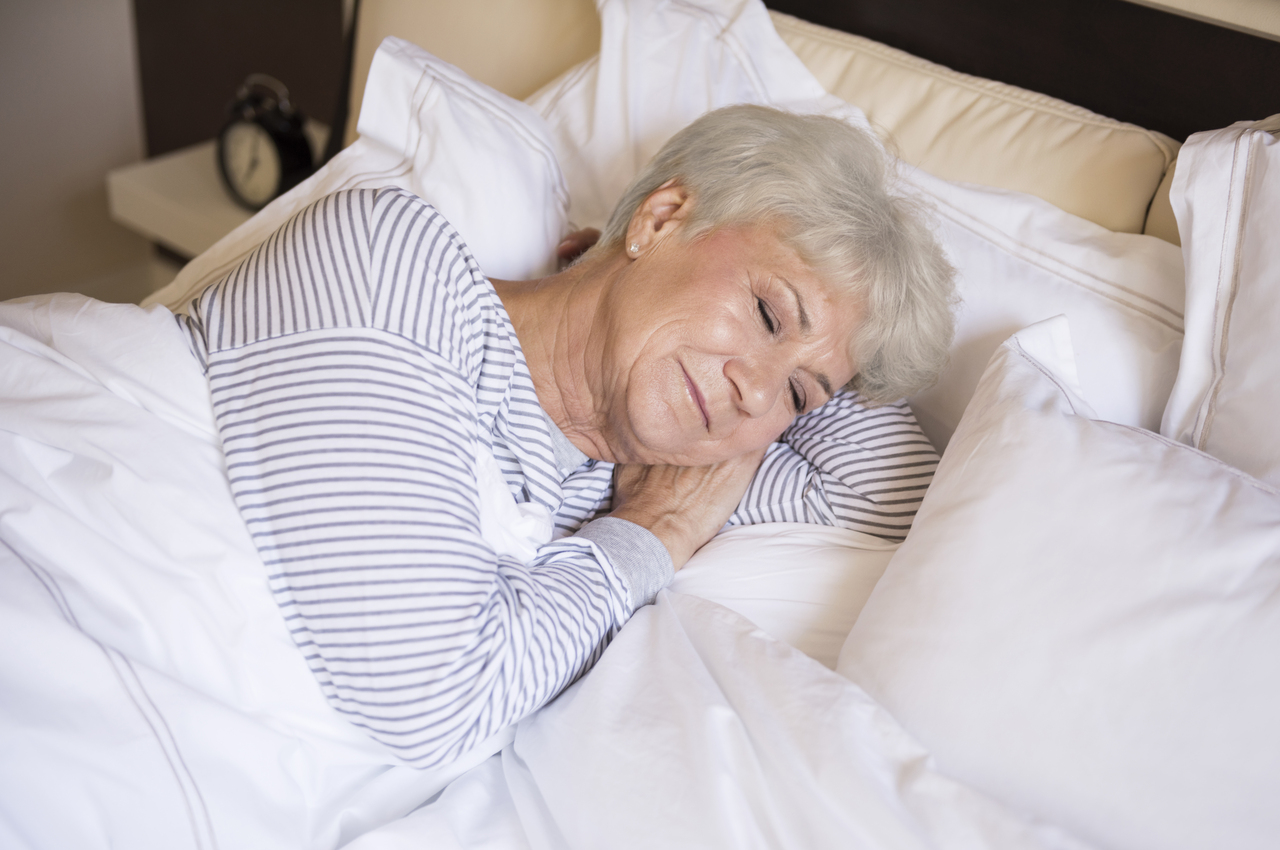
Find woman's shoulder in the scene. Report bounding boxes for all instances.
[344,189,523,395]
[188,186,509,378]
[362,187,475,274]
[315,185,479,280]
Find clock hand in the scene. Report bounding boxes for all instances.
[245,133,260,178]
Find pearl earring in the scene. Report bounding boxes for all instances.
[629,242,640,255]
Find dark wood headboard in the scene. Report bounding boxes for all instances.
[766,0,1280,143]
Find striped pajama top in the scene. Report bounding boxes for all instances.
[179,187,938,769]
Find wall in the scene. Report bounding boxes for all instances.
[133,0,343,157]
[1122,0,1280,41]
[0,0,163,304]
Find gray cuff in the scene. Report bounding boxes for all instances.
[576,517,674,611]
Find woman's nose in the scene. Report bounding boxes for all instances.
[724,355,783,418]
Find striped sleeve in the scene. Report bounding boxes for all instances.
[549,390,938,542]
[185,188,635,768]
[727,390,939,541]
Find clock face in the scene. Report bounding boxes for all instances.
[220,121,282,208]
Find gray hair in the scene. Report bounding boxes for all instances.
[598,104,955,405]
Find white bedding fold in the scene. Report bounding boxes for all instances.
[370,591,1092,850]
[0,295,513,848]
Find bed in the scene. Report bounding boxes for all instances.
[2,0,1278,847]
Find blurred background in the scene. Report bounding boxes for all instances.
[0,0,347,304]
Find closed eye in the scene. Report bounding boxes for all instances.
[756,298,778,335]
[789,379,806,413]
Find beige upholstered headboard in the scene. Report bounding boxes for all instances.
[767,12,1180,238]
[344,0,601,146]
[344,0,1187,241]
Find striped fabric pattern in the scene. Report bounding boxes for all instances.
[180,187,937,767]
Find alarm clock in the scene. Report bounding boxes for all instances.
[217,74,315,211]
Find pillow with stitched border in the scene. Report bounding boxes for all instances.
[839,316,1280,850]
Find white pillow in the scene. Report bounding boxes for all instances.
[672,523,897,669]
[838,317,1280,850]
[146,37,568,311]
[529,0,1185,448]
[904,168,1184,448]
[526,0,869,231]
[1161,115,1280,488]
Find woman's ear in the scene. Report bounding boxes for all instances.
[624,180,691,258]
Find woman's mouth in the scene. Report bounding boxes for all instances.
[680,363,710,430]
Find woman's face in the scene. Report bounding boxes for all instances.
[592,223,862,466]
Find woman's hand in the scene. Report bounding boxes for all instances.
[609,446,767,570]
[556,228,602,269]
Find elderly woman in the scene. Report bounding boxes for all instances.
[179,104,953,770]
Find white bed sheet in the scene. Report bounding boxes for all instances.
[351,592,1090,850]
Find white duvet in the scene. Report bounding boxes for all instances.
[375,591,1090,850]
[0,295,507,848]
[0,294,1085,848]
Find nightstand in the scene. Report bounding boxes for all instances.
[107,123,327,261]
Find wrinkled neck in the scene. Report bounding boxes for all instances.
[490,249,628,463]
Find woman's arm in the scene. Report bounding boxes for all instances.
[186,189,648,770]
[728,389,939,541]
